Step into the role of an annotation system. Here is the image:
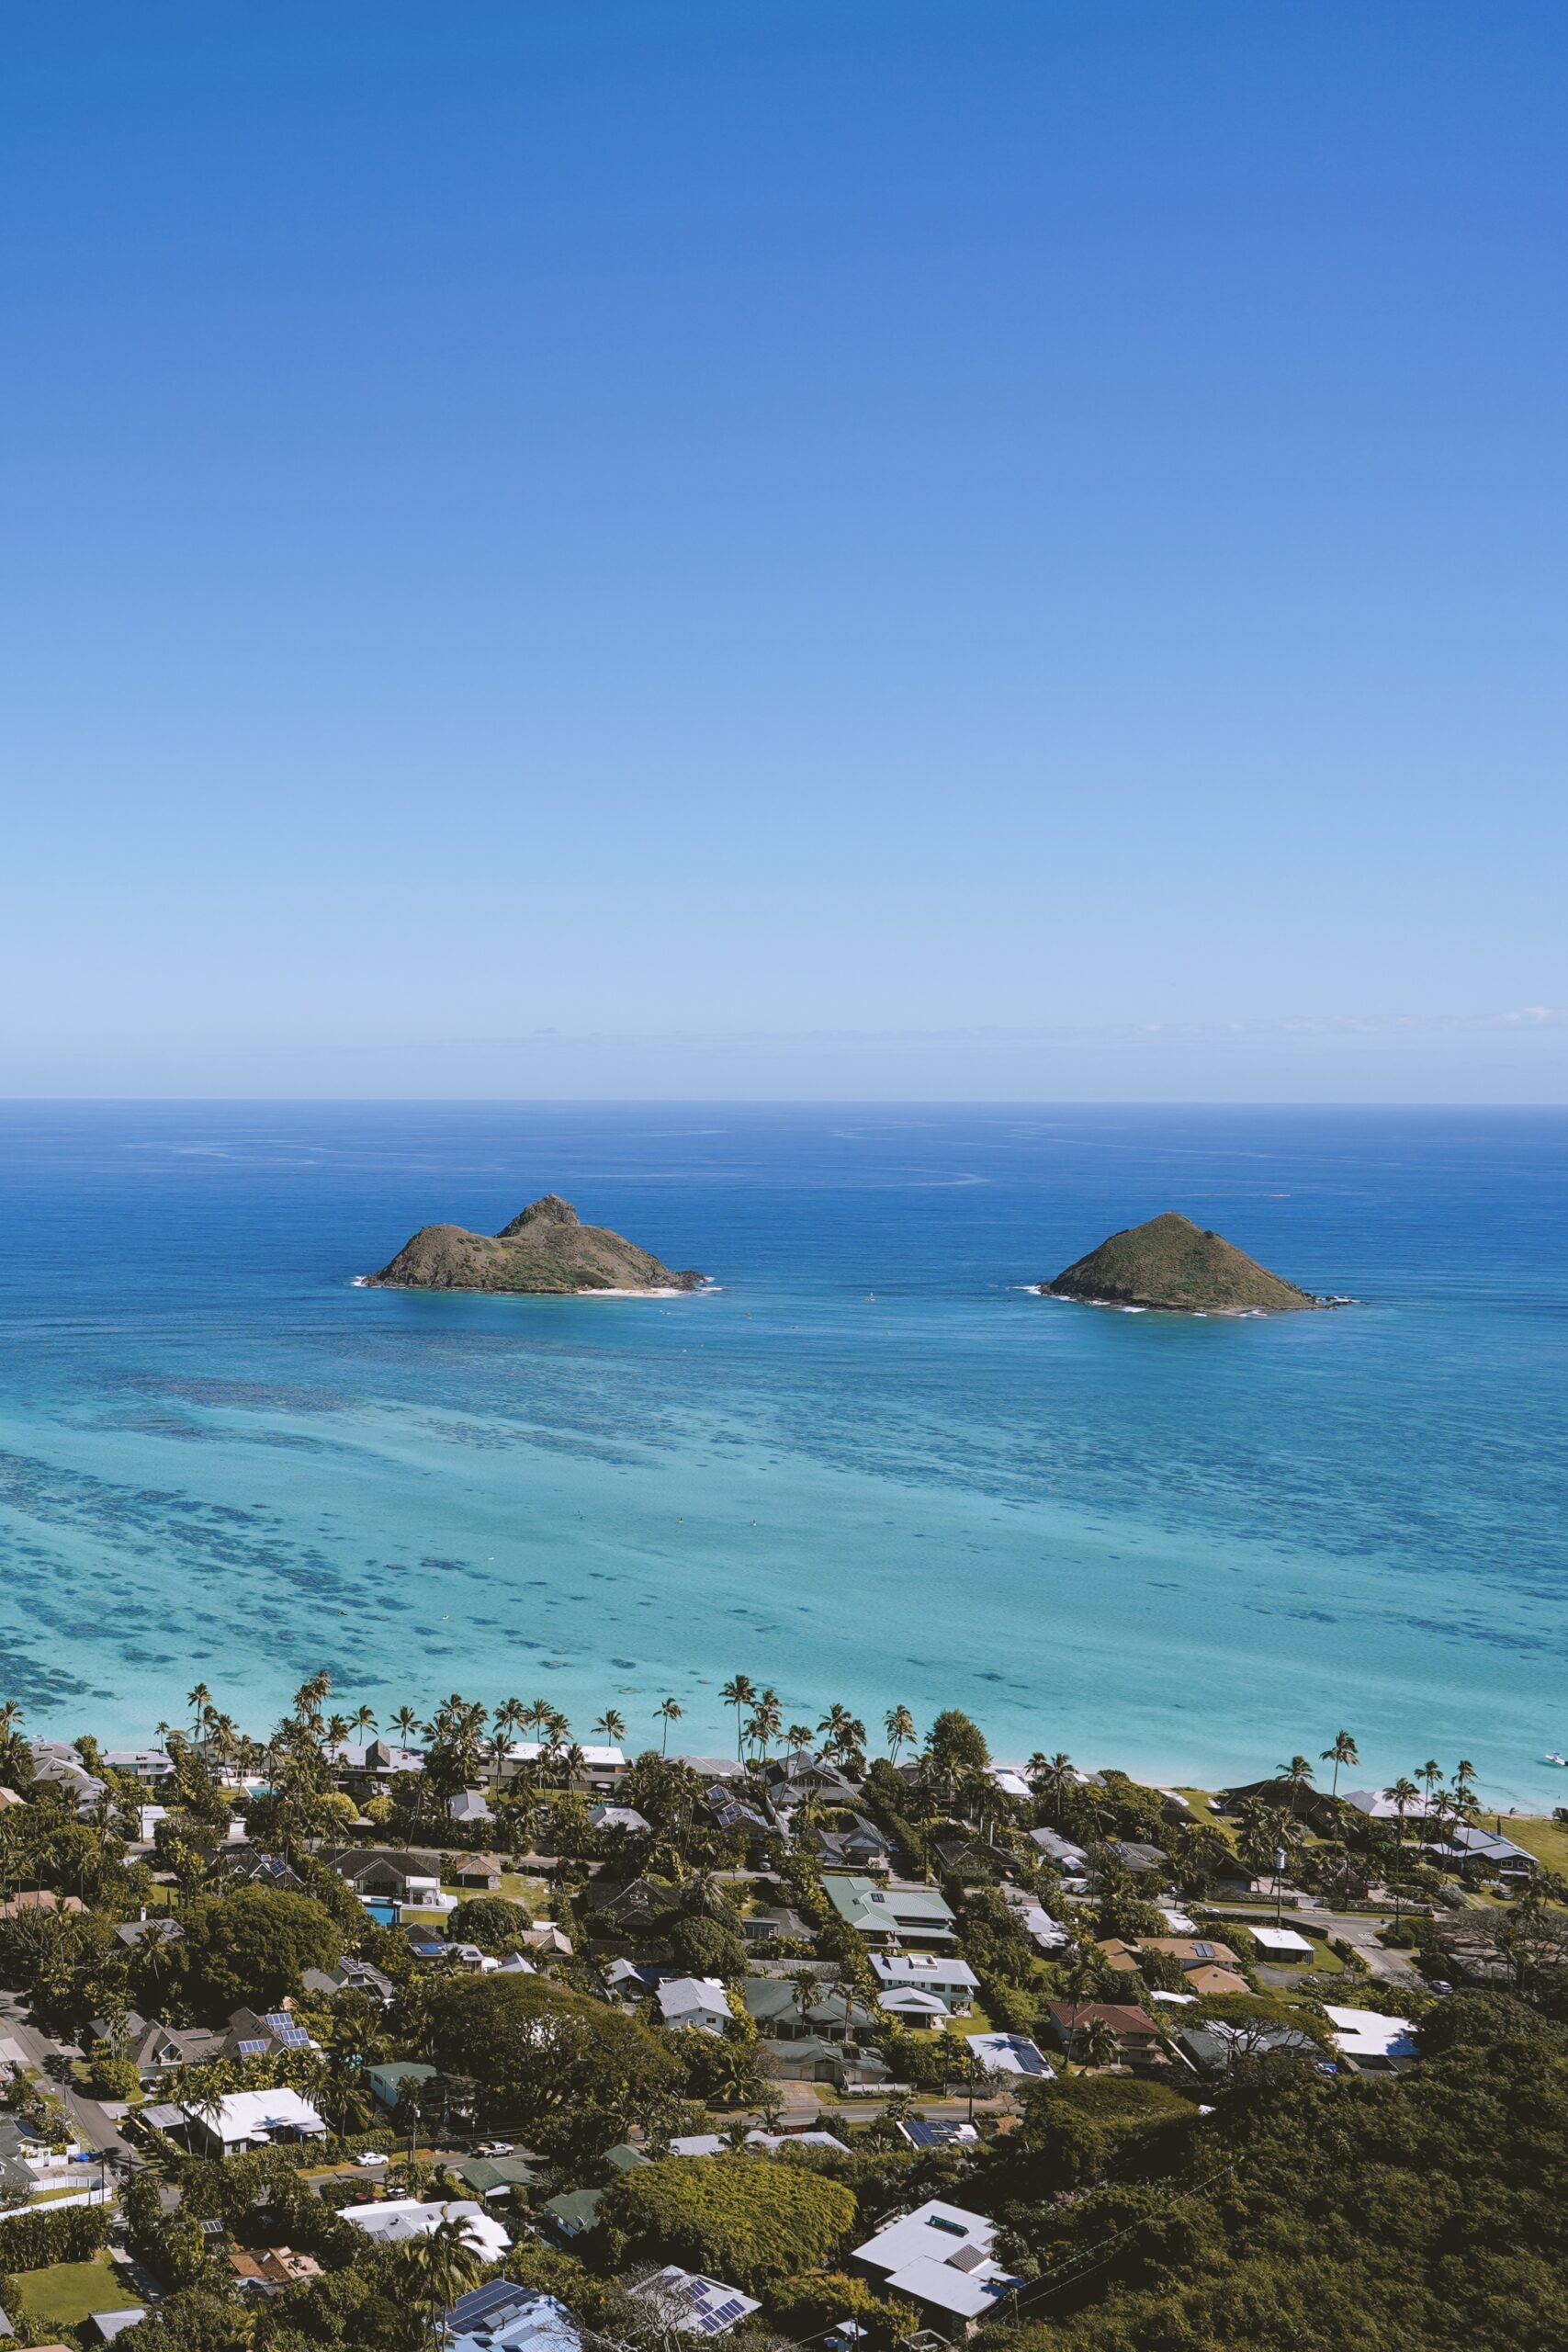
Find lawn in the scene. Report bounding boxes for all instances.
[1504,1815,1568,1876]
[14,2255,141,2328]
[1174,1789,1239,1847]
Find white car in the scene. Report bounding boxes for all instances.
[476,2140,514,2157]
[355,2151,390,2168]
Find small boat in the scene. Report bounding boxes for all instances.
[1544,1752,1568,1769]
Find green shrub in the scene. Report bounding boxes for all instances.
[0,2202,111,2274]
[600,2153,858,2289]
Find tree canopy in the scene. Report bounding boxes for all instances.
[423,1973,677,2154]
[599,2153,859,2290]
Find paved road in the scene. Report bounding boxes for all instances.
[1294,1909,1424,1989]
[0,1991,140,2168]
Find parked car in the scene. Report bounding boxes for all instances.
[476,2140,514,2156]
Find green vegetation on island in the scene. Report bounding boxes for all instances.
[1042,1213,1323,1314]
[366,1193,705,1294]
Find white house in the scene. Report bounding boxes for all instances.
[446,2283,581,2352]
[657,1977,732,2036]
[449,1791,494,1826]
[1324,2005,1419,2075]
[868,1952,979,2013]
[181,2087,326,2154]
[964,2031,1055,2080]
[346,2198,510,2261]
[877,1986,950,2029]
[1252,1926,1314,1962]
[627,2268,759,2336]
[851,2199,1020,2330]
[494,1742,626,1792]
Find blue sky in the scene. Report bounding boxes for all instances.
[2,2,1564,1099]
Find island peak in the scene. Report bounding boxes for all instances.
[1042,1211,1322,1315]
[366,1194,704,1295]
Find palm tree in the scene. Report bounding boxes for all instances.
[186,1682,212,1741]
[656,1698,683,1755]
[592,1710,626,1747]
[745,1689,782,1762]
[1030,1752,1077,1811]
[884,1704,916,1763]
[719,1676,758,1760]
[784,1724,814,1754]
[818,1703,866,1768]
[1417,1759,1445,1823]
[392,1705,422,1747]
[1278,1755,1315,1816]
[1321,1730,1359,1798]
[1389,1776,1419,1854]
[1075,2014,1121,2072]
[401,2212,484,2350]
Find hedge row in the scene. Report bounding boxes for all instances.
[0,2200,111,2274]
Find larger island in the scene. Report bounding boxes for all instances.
[366,1193,706,1294]
[1042,1210,1323,1313]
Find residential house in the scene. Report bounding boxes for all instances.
[367,2060,439,2113]
[112,1917,184,1955]
[220,1850,307,1895]
[742,1977,876,2044]
[1173,2019,1325,2076]
[1133,1936,1245,1974]
[822,1877,957,1947]
[493,1742,626,1795]
[346,2199,509,2261]
[1044,2001,1168,2068]
[223,2007,320,2064]
[896,2120,979,2153]
[760,2034,892,2088]
[739,1903,817,1947]
[678,1756,746,1782]
[1029,1826,1089,1872]
[656,1977,731,2036]
[877,1986,950,2030]
[850,2199,1020,2335]
[868,1952,978,2013]
[0,1892,85,1921]
[805,1816,891,1872]
[228,2248,322,2295]
[449,1853,504,1892]
[763,1749,857,1803]
[1324,2004,1419,2074]
[1001,1886,1068,1953]
[445,2283,581,2352]
[590,1805,651,1835]
[542,2188,603,2241]
[964,2031,1054,2080]
[28,1743,107,1815]
[580,1877,670,1938]
[302,1957,395,2005]
[1183,1965,1252,1996]
[324,1848,445,1906]
[176,2087,326,2154]
[1429,1823,1537,1883]
[322,1738,426,1791]
[1250,1927,1314,1963]
[93,2015,226,2075]
[1104,1840,1168,1877]
[627,2268,760,2336]
[449,1791,494,1827]
[101,1750,176,1785]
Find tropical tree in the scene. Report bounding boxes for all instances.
[656,1698,683,1755]
[593,1709,627,1747]
[1075,2013,1122,2071]
[744,1689,783,1762]
[401,2212,484,2349]
[392,1705,422,1746]
[1030,1752,1077,1812]
[186,1682,213,1741]
[1278,1755,1316,1815]
[719,1676,758,1759]
[884,1704,916,1763]
[1321,1730,1359,1798]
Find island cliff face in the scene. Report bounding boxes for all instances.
[367,1194,705,1294]
[1042,1212,1320,1314]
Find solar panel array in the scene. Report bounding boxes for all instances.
[236,2038,268,2058]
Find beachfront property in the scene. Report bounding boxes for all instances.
[820,1875,957,1946]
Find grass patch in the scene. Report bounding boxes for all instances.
[1173,1790,1239,1847]
[1504,1816,1568,1876]
[14,2255,141,2328]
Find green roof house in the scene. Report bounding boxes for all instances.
[820,1875,956,1947]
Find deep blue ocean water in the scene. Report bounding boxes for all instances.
[0,1102,1563,1809]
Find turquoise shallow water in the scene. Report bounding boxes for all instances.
[0,1102,1563,1808]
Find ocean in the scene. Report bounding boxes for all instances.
[0,1101,1563,1810]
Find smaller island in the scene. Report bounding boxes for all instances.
[365,1194,705,1295]
[1040,1212,1324,1315]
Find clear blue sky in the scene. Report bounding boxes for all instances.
[3,2,1564,1099]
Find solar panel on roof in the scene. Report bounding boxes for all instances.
[237,2038,267,2057]
[265,2012,292,2030]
